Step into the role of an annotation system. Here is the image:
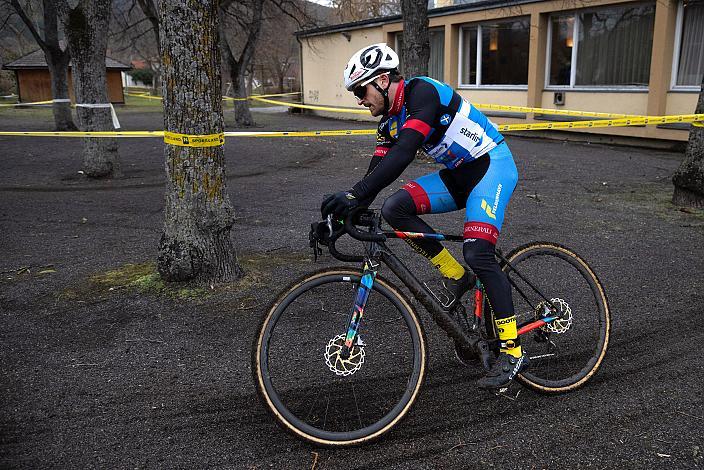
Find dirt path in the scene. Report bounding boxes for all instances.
[1,108,702,469]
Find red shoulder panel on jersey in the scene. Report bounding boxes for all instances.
[402,119,431,137]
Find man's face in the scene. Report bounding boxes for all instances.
[354,75,388,117]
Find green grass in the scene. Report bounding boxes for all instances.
[91,262,208,299]
[56,250,311,304]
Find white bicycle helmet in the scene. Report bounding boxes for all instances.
[343,43,400,91]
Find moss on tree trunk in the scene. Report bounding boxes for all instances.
[158,0,242,283]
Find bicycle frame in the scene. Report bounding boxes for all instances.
[336,225,563,361]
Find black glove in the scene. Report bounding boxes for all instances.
[320,191,359,218]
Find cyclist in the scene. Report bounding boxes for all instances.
[320,43,528,391]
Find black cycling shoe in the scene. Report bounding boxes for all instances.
[477,351,529,391]
[442,272,474,309]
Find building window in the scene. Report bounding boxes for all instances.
[548,16,574,86]
[547,4,656,88]
[674,0,704,87]
[460,18,530,87]
[395,29,445,80]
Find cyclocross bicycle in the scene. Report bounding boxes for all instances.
[252,208,610,446]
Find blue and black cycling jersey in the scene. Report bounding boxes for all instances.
[351,76,505,203]
[351,76,519,318]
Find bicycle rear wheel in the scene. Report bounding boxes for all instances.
[252,268,427,446]
[502,242,610,393]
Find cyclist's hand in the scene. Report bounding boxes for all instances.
[321,191,359,218]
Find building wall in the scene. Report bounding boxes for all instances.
[17,69,126,103]
[301,26,385,112]
[299,0,701,141]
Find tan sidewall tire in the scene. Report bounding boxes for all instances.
[253,268,427,446]
[504,242,611,394]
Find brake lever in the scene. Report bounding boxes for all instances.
[309,223,323,262]
[313,239,322,261]
[326,214,334,238]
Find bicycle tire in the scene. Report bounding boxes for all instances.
[252,267,427,446]
[500,242,610,393]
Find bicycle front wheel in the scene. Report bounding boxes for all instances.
[502,242,610,393]
[252,268,427,446]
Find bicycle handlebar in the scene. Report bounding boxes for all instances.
[343,208,386,243]
[310,208,387,263]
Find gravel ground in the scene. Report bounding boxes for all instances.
[1,105,703,469]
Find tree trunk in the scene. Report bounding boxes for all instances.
[221,35,254,127]
[46,53,75,131]
[10,0,77,131]
[672,73,704,208]
[59,0,121,178]
[221,46,253,127]
[233,68,254,127]
[219,0,264,128]
[136,0,162,96]
[400,0,430,79]
[158,0,242,283]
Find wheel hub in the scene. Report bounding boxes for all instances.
[324,334,365,376]
[537,298,572,334]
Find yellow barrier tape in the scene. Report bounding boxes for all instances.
[163,131,224,147]
[472,103,645,119]
[0,130,164,137]
[223,92,302,101]
[0,129,376,138]
[126,91,302,102]
[224,129,375,137]
[498,114,704,132]
[125,92,163,100]
[250,96,368,114]
[0,100,54,107]
[0,114,701,138]
[254,96,650,119]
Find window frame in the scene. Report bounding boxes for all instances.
[395,28,445,81]
[544,3,655,92]
[457,18,530,90]
[670,0,703,91]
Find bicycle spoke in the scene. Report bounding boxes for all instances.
[256,270,425,442]
[503,243,610,392]
[352,383,363,430]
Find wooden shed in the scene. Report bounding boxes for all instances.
[3,50,131,103]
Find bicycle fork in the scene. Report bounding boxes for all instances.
[340,259,378,360]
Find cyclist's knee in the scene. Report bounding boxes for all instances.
[463,239,496,272]
[381,191,415,226]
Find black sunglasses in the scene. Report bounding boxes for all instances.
[353,85,367,100]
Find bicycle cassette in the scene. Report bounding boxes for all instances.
[324,334,365,376]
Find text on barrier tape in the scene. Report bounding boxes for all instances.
[163,131,224,147]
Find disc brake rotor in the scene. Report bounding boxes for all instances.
[324,334,365,376]
[537,298,572,334]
